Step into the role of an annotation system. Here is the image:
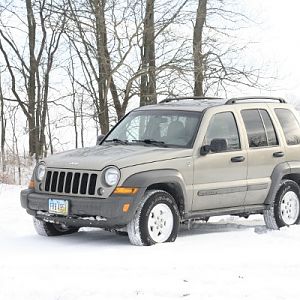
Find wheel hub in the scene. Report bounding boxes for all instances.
[280,191,300,225]
[148,203,174,243]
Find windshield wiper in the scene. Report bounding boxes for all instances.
[103,138,128,145]
[132,139,167,147]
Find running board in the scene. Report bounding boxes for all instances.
[184,205,265,220]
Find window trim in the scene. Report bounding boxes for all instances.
[203,111,241,154]
[258,109,279,147]
[241,108,279,149]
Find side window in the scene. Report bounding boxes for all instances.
[275,109,300,145]
[259,110,278,146]
[204,112,241,151]
[241,110,268,147]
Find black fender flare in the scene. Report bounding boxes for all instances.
[122,169,187,212]
[264,161,300,205]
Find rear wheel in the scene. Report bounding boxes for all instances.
[264,180,300,229]
[33,217,79,236]
[127,190,180,246]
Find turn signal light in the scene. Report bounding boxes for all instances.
[123,203,130,212]
[28,179,35,189]
[113,187,139,195]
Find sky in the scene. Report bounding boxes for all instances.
[242,0,300,103]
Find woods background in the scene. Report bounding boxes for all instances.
[0,0,279,184]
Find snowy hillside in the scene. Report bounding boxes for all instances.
[1,183,300,300]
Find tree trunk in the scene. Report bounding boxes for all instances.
[46,109,54,155]
[26,0,41,159]
[193,0,207,97]
[140,0,157,106]
[80,96,85,148]
[0,74,6,172]
[92,0,124,123]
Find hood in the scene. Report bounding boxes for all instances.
[43,145,192,170]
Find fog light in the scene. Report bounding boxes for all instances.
[97,188,104,196]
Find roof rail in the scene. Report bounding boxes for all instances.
[226,96,286,105]
[160,96,224,103]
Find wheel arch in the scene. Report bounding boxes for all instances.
[265,161,300,205]
[122,169,187,216]
[145,182,185,216]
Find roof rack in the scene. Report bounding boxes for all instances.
[160,96,224,103]
[226,96,286,105]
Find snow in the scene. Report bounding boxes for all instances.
[1,183,300,300]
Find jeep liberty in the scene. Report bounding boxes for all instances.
[20,96,300,245]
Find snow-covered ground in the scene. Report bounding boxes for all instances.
[1,183,300,300]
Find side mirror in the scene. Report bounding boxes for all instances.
[200,145,210,155]
[200,138,227,155]
[210,138,227,153]
[96,134,105,145]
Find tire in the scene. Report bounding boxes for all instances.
[264,179,300,229]
[127,190,180,246]
[33,217,79,236]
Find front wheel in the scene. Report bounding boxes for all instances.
[264,180,300,229]
[33,217,79,236]
[127,190,180,246]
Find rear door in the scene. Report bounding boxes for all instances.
[240,108,286,206]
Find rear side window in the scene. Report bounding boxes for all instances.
[275,109,300,145]
[241,109,278,148]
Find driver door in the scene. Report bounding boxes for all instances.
[192,110,247,211]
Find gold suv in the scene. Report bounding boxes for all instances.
[21,96,300,245]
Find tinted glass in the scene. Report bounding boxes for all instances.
[241,110,267,147]
[104,110,202,148]
[260,110,278,146]
[204,112,240,151]
[275,109,300,145]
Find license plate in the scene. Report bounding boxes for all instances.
[48,199,69,216]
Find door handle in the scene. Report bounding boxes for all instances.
[273,151,284,158]
[231,156,245,163]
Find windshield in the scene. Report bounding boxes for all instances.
[103,110,202,148]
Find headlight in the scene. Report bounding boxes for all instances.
[35,163,46,181]
[104,167,120,186]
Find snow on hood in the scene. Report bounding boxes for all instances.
[43,144,192,170]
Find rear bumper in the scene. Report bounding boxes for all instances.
[20,188,144,228]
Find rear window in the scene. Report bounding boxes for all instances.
[275,109,300,145]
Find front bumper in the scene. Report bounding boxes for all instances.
[20,188,145,228]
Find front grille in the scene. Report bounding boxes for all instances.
[44,170,98,196]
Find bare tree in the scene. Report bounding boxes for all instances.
[9,106,22,185]
[0,71,6,172]
[193,0,207,96]
[193,0,262,96]
[140,0,157,106]
[0,0,67,160]
[64,0,135,133]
